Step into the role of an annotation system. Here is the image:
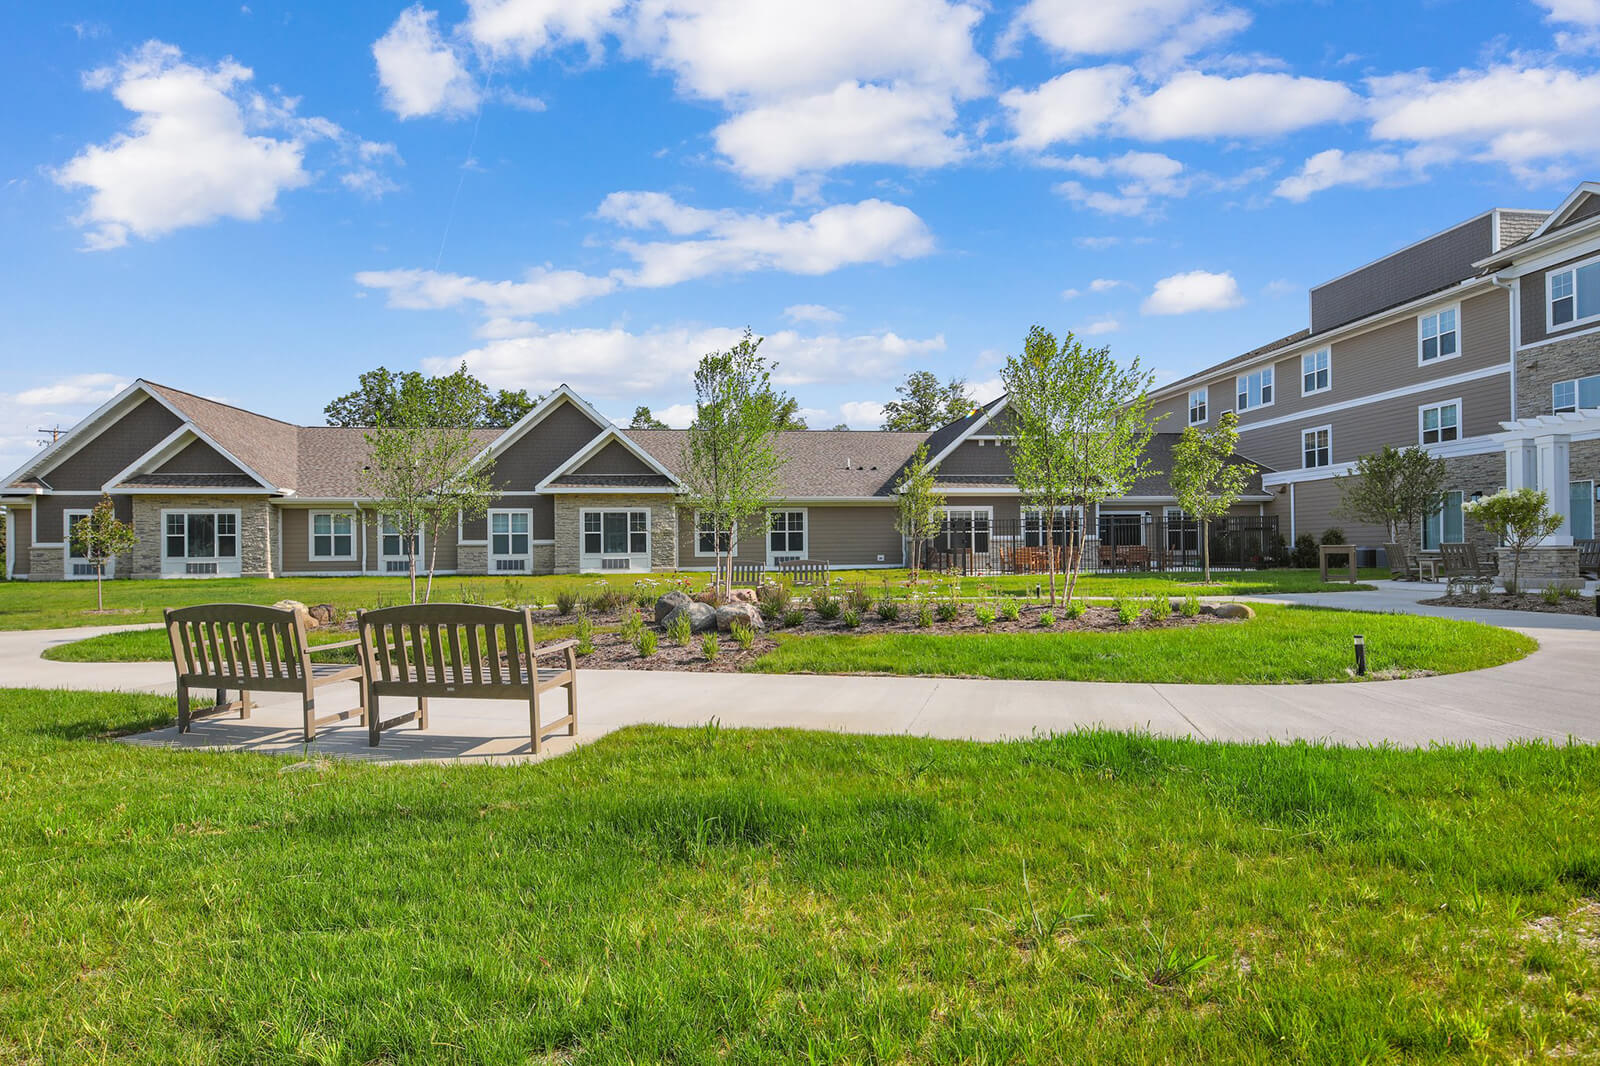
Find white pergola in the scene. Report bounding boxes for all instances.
[1493,409,1600,545]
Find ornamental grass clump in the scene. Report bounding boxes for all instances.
[700,632,719,661]
[845,583,874,614]
[1001,600,1021,623]
[553,587,582,616]
[813,592,842,621]
[841,608,861,629]
[730,622,756,650]
[974,604,996,627]
[915,601,935,628]
[782,608,805,629]
[633,628,657,657]
[876,597,901,623]
[574,611,596,656]
[619,608,644,644]
[935,597,960,623]
[756,583,791,620]
[1180,593,1202,618]
[667,611,693,647]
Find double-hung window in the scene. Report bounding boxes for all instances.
[379,515,421,572]
[768,510,806,560]
[1419,308,1458,363]
[163,510,239,576]
[63,509,97,578]
[1301,349,1331,396]
[1419,401,1460,445]
[1548,256,1600,330]
[1236,367,1273,411]
[938,507,991,554]
[1422,491,1464,551]
[581,510,649,566]
[489,510,531,570]
[1552,373,1600,413]
[1187,388,1208,425]
[310,512,354,560]
[1164,507,1199,553]
[1302,426,1331,469]
[694,513,735,556]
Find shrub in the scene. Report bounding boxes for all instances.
[844,583,874,614]
[667,612,693,647]
[813,593,842,621]
[876,598,901,623]
[1540,584,1564,606]
[974,604,996,627]
[1001,600,1021,622]
[1290,533,1319,569]
[1180,593,1202,618]
[1038,610,1056,628]
[935,597,960,623]
[756,583,791,620]
[633,628,657,657]
[553,587,582,616]
[915,601,934,628]
[1320,528,1346,545]
[841,608,861,629]
[700,632,719,661]
[574,611,596,656]
[1063,599,1086,621]
[781,608,805,629]
[1148,594,1172,621]
[730,622,756,650]
[632,583,659,610]
[1118,599,1141,626]
[619,608,644,643]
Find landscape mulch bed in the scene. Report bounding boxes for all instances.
[1418,592,1597,616]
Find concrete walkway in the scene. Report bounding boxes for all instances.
[1,582,1595,761]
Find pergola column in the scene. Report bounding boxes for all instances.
[1534,433,1573,545]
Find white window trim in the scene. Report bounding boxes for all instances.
[488,507,534,572]
[937,505,994,553]
[1300,348,1332,398]
[692,510,738,559]
[1422,489,1465,551]
[1301,424,1333,470]
[766,507,808,567]
[378,515,425,570]
[1417,398,1464,447]
[159,508,243,579]
[61,508,112,580]
[1236,367,1275,413]
[307,510,357,561]
[578,507,652,572]
[1187,387,1208,426]
[1417,303,1462,366]
[1545,252,1600,335]
[1552,372,1600,414]
[1020,505,1084,547]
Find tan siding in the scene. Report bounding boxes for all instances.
[465,496,553,541]
[9,507,31,575]
[490,401,606,491]
[806,506,904,566]
[1288,479,1388,547]
[43,398,183,489]
[936,494,1024,524]
[155,438,245,475]
[937,439,1013,476]
[278,507,363,574]
[33,494,133,543]
[572,439,655,476]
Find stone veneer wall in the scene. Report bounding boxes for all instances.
[129,495,275,579]
[1500,546,1580,590]
[457,544,487,575]
[533,543,555,574]
[553,494,678,574]
[1442,452,1508,555]
[1515,331,1600,419]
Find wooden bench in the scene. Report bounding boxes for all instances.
[730,562,765,587]
[165,603,365,742]
[1439,541,1497,588]
[777,559,829,586]
[1384,541,1420,581]
[1577,539,1600,578]
[356,604,578,752]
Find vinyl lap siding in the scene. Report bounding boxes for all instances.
[1520,246,1600,347]
[41,398,183,489]
[936,440,1013,476]
[490,401,606,491]
[676,505,905,568]
[572,440,655,476]
[155,438,245,475]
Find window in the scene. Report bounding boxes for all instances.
[1422,490,1464,551]
[1187,388,1208,425]
[694,512,735,556]
[1236,367,1274,411]
[1419,308,1458,363]
[64,510,91,559]
[1419,401,1460,446]
[937,507,991,554]
[769,510,806,559]
[490,510,530,557]
[1571,481,1596,541]
[310,512,354,559]
[163,512,237,562]
[1552,373,1600,413]
[1097,512,1144,548]
[1022,506,1080,547]
[1164,507,1199,553]
[1301,426,1331,469]
[582,510,648,557]
[379,515,421,560]
[1301,349,1331,396]
[1548,257,1600,330]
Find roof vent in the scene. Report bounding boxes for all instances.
[843,456,851,468]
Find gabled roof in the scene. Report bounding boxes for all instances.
[918,394,1007,475]
[3,380,157,490]
[103,424,276,494]
[142,382,301,490]
[537,426,683,493]
[1526,182,1600,242]
[625,428,933,498]
[470,385,610,469]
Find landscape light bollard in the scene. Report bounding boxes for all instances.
[1035,583,1042,601]
[1354,634,1367,677]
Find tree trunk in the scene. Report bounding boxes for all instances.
[96,562,104,612]
[408,540,418,604]
[1201,518,1212,584]
[423,525,441,604]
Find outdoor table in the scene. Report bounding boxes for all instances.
[1318,543,1358,583]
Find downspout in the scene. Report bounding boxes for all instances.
[1488,274,1518,420]
[355,501,364,575]
[1288,483,1296,543]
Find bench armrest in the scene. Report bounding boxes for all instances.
[308,638,360,654]
[535,639,579,658]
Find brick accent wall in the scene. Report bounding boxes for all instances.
[129,495,275,579]
[1515,331,1600,418]
[553,494,678,574]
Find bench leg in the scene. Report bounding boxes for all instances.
[177,685,191,734]
[303,696,317,743]
[368,691,381,748]
[417,696,429,730]
[240,690,252,721]
[567,679,577,737]
[529,693,541,756]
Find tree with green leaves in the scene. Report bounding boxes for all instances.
[681,329,785,599]
[1000,326,1159,606]
[326,365,537,428]
[881,371,974,431]
[1335,445,1448,543]
[772,394,808,431]
[893,443,946,582]
[360,371,496,603]
[1169,411,1254,583]
[1462,488,1564,594]
[70,495,137,611]
[629,405,669,430]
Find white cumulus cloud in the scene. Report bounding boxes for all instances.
[1273,148,1415,201]
[464,0,621,58]
[1005,0,1250,67]
[783,304,843,324]
[11,373,130,407]
[1118,71,1359,140]
[355,266,618,317]
[374,5,480,118]
[838,400,887,427]
[1142,270,1245,314]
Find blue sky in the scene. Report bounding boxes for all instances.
[4,0,1600,473]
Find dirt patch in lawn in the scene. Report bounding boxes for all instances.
[1419,592,1596,616]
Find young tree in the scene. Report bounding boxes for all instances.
[680,329,785,599]
[894,443,946,583]
[1335,445,1448,542]
[629,405,669,430]
[1462,488,1564,594]
[1169,412,1254,583]
[70,495,137,611]
[326,365,536,428]
[1000,326,1159,607]
[361,370,496,603]
[881,371,974,431]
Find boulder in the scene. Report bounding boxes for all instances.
[1213,602,1255,620]
[308,603,337,626]
[694,588,723,606]
[663,600,718,634]
[272,599,313,628]
[727,588,758,605]
[715,603,764,632]
[655,590,692,625]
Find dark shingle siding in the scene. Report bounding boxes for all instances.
[1309,214,1493,334]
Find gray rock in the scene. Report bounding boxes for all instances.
[308,603,337,626]
[655,590,692,625]
[715,603,764,632]
[664,601,718,634]
[1213,602,1255,620]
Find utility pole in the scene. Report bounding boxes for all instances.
[35,426,64,447]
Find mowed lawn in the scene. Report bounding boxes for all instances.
[2,688,1598,1063]
[0,568,1383,632]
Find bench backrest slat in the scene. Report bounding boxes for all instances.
[165,604,313,693]
[357,604,568,698]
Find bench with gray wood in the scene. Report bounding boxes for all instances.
[729,562,765,587]
[777,558,829,586]
[356,604,578,752]
[1384,541,1420,581]
[1439,541,1497,590]
[165,603,365,742]
[1578,539,1600,578]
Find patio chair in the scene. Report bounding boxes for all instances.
[1384,542,1420,581]
[356,604,577,752]
[1578,539,1600,578]
[1439,542,1497,589]
[166,603,365,742]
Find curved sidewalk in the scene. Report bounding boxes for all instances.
[0,582,1594,761]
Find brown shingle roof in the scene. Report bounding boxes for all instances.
[144,381,299,489]
[624,428,932,497]
[113,473,265,489]
[290,427,501,498]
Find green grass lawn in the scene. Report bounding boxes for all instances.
[751,604,1536,683]
[1,687,1596,1063]
[40,620,586,663]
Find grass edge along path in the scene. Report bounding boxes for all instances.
[748,604,1537,684]
[1,687,1597,1062]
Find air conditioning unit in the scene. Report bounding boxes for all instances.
[71,563,98,576]
[600,558,631,571]
[185,562,219,575]
[495,558,527,571]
